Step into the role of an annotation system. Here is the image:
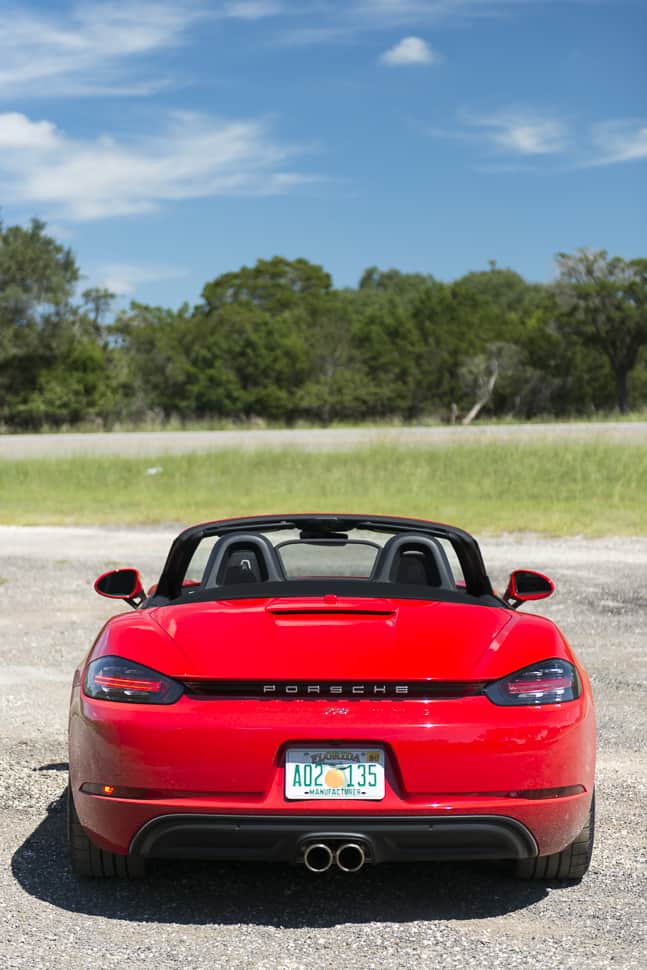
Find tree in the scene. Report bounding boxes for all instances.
[295,290,365,422]
[459,342,524,424]
[553,250,647,413]
[358,267,436,308]
[201,256,332,315]
[0,218,89,427]
[111,303,191,418]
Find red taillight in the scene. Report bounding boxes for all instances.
[94,674,163,693]
[84,657,183,705]
[485,659,581,706]
[505,676,574,696]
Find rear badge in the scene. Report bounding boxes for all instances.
[325,707,349,715]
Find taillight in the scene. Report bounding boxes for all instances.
[485,658,581,706]
[84,657,183,704]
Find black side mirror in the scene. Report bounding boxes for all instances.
[504,569,554,609]
[94,568,145,608]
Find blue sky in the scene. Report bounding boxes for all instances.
[1,0,645,307]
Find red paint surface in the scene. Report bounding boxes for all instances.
[69,593,595,859]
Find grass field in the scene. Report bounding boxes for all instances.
[1,441,646,535]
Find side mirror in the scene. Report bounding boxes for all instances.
[94,568,145,608]
[504,569,554,609]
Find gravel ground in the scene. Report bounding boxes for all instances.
[1,421,646,458]
[0,526,645,969]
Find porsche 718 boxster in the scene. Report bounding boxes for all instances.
[68,514,595,880]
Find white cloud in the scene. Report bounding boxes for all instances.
[0,1,285,98]
[0,112,59,149]
[586,121,647,166]
[275,1,599,45]
[469,111,568,155]
[95,263,189,296]
[426,107,647,171]
[354,0,451,21]
[0,1,202,97]
[224,1,285,18]
[380,36,437,65]
[0,111,318,221]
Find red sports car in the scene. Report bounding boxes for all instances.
[68,514,595,880]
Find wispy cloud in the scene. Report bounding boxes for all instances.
[224,0,285,18]
[348,0,605,23]
[467,110,569,155]
[274,0,602,45]
[0,110,318,221]
[0,1,285,99]
[349,1,480,25]
[94,262,190,296]
[585,121,647,167]
[426,107,647,171]
[380,36,438,66]
[0,1,201,97]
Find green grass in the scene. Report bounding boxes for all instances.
[1,442,646,535]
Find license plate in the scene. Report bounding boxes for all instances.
[285,747,385,800]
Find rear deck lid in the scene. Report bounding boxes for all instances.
[149,596,513,681]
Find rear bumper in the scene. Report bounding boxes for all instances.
[130,813,538,863]
[69,689,595,858]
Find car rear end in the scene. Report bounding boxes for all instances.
[69,598,595,872]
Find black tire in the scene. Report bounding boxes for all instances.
[67,784,146,879]
[514,790,595,882]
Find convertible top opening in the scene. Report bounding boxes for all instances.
[146,514,498,608]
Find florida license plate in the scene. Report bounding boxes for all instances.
[285,747,385,800]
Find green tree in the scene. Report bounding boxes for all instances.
[202,256,332,316]
[553,250,647,413]
[112,303,207,418]
[0,219,111,428]
[358,267,436,309]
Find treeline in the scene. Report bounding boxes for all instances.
[1,219,646,430]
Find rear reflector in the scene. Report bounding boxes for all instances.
[513,785,585,800]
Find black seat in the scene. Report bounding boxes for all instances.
[219,548,264,585]
[371,533,456,589]
[201,533,285,588]
[393,549,441,586]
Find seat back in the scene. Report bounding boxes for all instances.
[202,533,285,587]
[371,533,456,588]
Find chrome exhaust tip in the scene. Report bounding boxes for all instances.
[335,842,366,873]
[303,842,334,873]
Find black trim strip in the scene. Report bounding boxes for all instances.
[180,679,488,699]
[155,580,505,609]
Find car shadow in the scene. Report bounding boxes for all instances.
[11,790,555,927]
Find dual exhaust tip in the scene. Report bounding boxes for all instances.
[303,841,367,873]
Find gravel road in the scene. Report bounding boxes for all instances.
[1,421,646,458]
[1,526,645,969]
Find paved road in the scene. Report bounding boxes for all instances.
[1,527,646,969]
[1,422,646,458]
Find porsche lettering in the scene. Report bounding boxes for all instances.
[261,683,410,696]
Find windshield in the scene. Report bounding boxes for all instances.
[184,525,467,590]
[276,540,380,579]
